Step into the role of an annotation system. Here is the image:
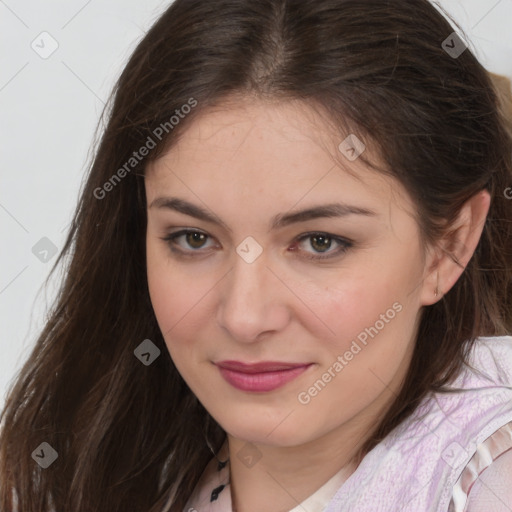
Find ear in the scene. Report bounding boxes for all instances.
[420,189,491,306]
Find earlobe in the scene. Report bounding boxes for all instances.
[420,189,491,306]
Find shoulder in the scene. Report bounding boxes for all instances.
[449,419,512,512]
[465,448,512,512]
[452,335,512,391]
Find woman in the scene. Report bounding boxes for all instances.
[1,0,511,511]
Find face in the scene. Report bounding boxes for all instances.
[145,97,433,448]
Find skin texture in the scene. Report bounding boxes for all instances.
[145,97,490,512]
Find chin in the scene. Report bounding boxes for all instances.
[218,412,315,447]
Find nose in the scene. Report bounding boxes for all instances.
[216,250,291,343]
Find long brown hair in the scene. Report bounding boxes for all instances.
[1,1,511,510]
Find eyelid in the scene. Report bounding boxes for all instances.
[292,231,353,260]
[162,229,218,256]
[160,228,353,260]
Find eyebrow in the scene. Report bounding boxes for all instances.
[149,196,377,232]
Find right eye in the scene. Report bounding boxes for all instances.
[161,229,217,256]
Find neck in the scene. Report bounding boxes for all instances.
[226,401,385,512]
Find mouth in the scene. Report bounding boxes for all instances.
[215,360,314,392]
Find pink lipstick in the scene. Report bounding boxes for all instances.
[215,360,313,392]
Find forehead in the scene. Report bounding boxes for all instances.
[145,97,414,220]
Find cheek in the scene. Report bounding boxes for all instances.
[146,256,199,381]
[302,244,423,407]
[147,239,198,327]
[294,288,418,437]
[147,241,192,345]
[311,263,419,353]
[146,240,220,365]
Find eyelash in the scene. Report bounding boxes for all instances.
[160,229,353,261]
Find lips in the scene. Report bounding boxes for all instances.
[217,360,308,373]
[215,360,313,392]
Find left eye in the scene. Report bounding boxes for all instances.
[161,229,352,260]
[293,232,352,260]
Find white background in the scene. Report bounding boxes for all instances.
[1,0,512,408]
